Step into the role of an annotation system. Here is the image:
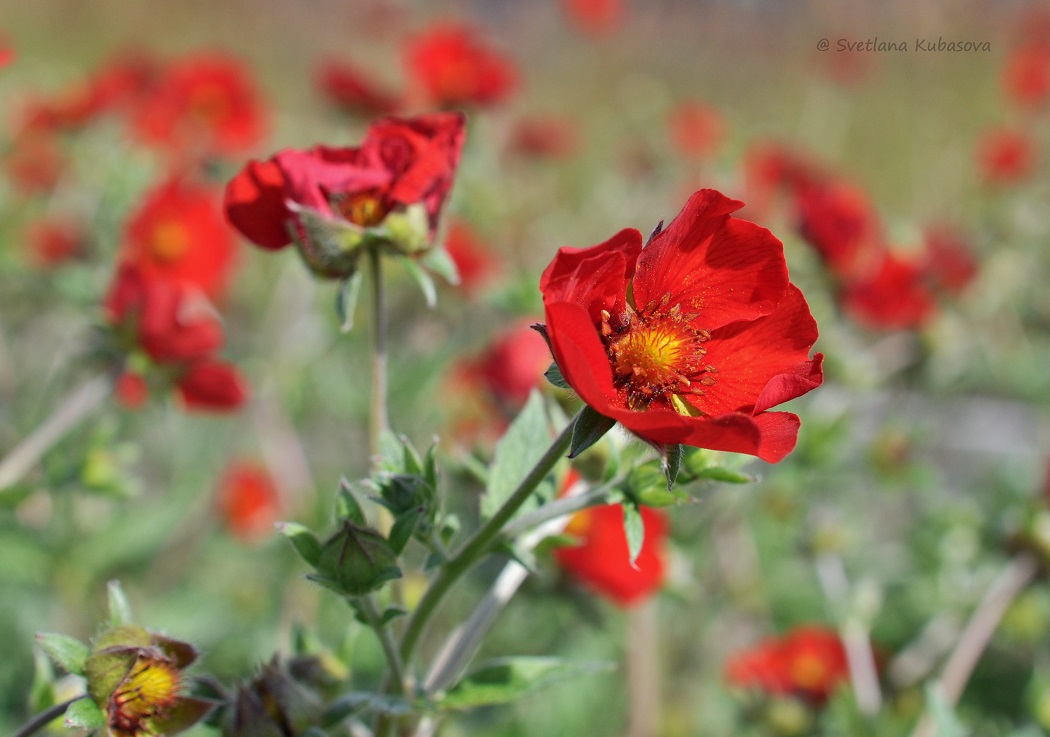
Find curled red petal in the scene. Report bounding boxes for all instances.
[223,159,292,250]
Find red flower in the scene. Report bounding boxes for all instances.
[129,53,265,157]
[555,502,667,607]
[405,23,517,108]
[839,252,936,331]
[443,220,499,297]
[540,189,823,464]
[25,219,86,268]
[1002,44,1050,108]
[976,127,1038,186]
[509,116,579,160]
[725,626,851,705]
[0,36,13,70]
[224,112,465,260]
[115,372,150,410]
[467,320,552,411]
[217,463,281,541]
[316,59,401,117]
[175,360,248,411]
[667,102,723,159]
[920,226,978,295]
[561,0,625,36]
[122,177,237,298]
[795,180,884,280]
[4,130,64,195]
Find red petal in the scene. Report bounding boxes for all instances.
[176,361,248,411]
[224,159,292,250]
[540,228,642,323]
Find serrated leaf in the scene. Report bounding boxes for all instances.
[277,523,323,567]
[335,270,364,333]
[402,257,437,308]
[544,362,570,390]
[65,698,105,729]
[622,503,645,567]
[569,405,615,459]
[662,444,683,490]
[440,657,614,710]
[107,580,133,627]
[37,633,89,675]
[483,391,551,519]
[696,466,753,484]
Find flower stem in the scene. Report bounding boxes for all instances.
[626,601,660,737]
[0,373,113,493]
[356,595,407,696]
[13,696,87,737]
[368,245,388,461]
[908,553,1040,737]
[397,408,579,668]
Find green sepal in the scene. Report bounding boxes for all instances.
[622,503,645,567]
[107,580,133,627]
[402,257,437,308]
[277,523,323,568]
[569,405,616,459]
[153,696,217,735]
[65,698,106,729]
[420,244,460,286]
[544,362,570,390]
[309,521,402,597]
[662,444,683,490]
[36,633,90,676]
[335,270,365,333]
[695,466,754,484]
[337,479,368,525]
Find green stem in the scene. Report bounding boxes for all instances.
[369,246,389,461]
[397,409,580,669]
[356,596,407,696]
[13,696,87,737]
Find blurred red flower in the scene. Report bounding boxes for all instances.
[555,502,667,607]
[130,53,265,158]
[467,319,551,411]
[443,220,499,297]
[405,23,517,108]
[224,112,465,256]
[175,360,248,411]
[667,102,724,159]
[115,371,150,410]
[1002,44,1050,108]
[561,0,625,36]
[217,463,282,542]
[540,189,823,463]
[920,226,978,296]
[316,59,401,117]
[976,127,1038,186]
[795,180,884,280]
[509,116,579,160]
[4,131,65,195]
[25,219,87,268]
[840,253,936,331]
[122,177,237,298]
[0,36,13,70]
[725,626,850,705]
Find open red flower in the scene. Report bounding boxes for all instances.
[316,59,401,117]
[224,112,465,263]
[129,53,264,157]
[725,626,850,705]
[795,180,884,280]
[555,502,667,607]
[217,462,281,541]
[122,177,237,298]
[540,189,823,463]
[839,252,936,331]
[405,23,517,108]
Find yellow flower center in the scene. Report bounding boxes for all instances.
[190,82,230,123]
[334,191,390,227]
[789,652,828,692]
[115,656,181,719]
[149,221,190,263]
[602,298,715,411]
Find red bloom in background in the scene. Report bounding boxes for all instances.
[509,116,579,160]
[217,463,281,541]
[115,372,150,410]
[540,189,823,463]
[725,627,850,705]
[795,181,884,280]
[976,127,1038,186]
[0,36,13,70]
[561,0,625,36]
[130,53,264,157]
[444,220,499,297]
[840,253,936,331]
[316,59,401,117]
[175,361,247,411]
[667,102,724,159]
[1002,44,1050,108]
[405,23,517,108]
[920,226,978,296]
[4,131,64,195]
[25,219,87,268]
[555,503,667,607]
[742,143,823,219]
[467,320,551,411]
[224,112,465,256]
[122,177,237,298]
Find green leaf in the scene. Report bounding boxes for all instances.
[36,633,89,676]
[65,698,105,729]
[662,444,683,490]
[335,270,365,333]
[311,521,402,597]
[622,503,645,567]
[402,257,437,308]
[388,507,421,555]
[277,523,323,568]
[483,391,552,519]
[544,362,570,390]
[696,466,753,484]
[569,406,616,458]
[440,657,614,710]
[420,244,460,286]
[107,580,133,627]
